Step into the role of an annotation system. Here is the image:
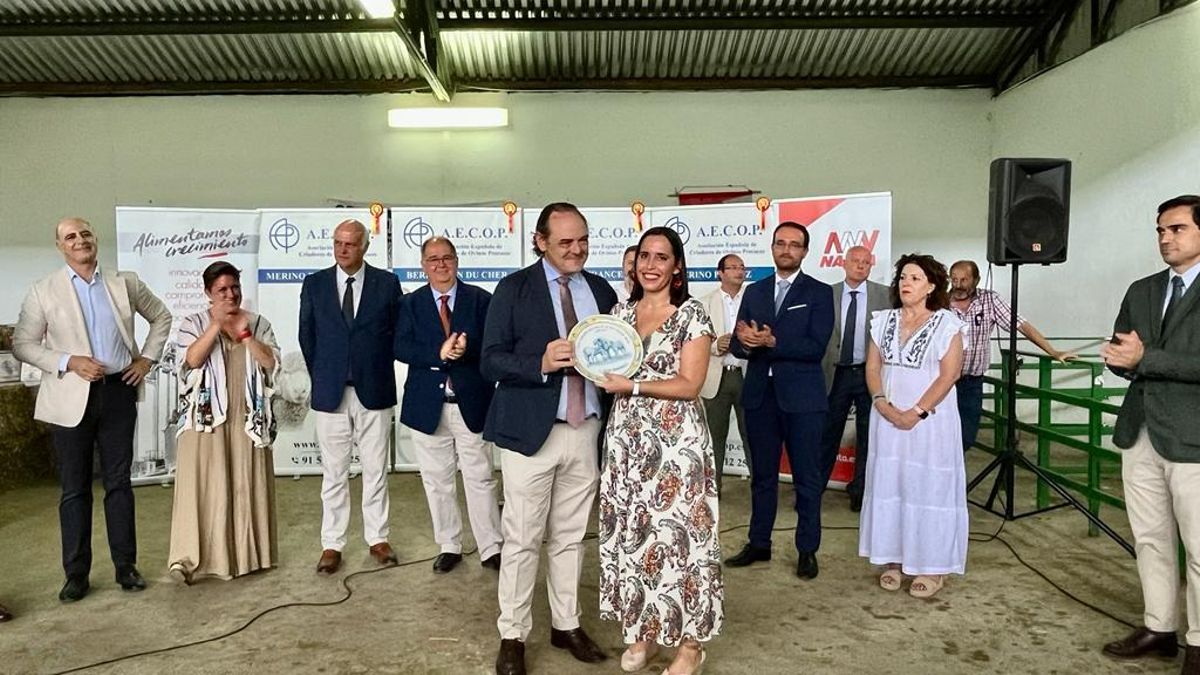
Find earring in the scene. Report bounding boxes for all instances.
[672,275,683,290]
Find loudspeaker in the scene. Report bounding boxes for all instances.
[987,158,1071,265]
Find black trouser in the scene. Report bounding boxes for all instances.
[50,374,138,579]
[820,364,872,499]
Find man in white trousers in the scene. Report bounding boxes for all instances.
[299,219,404,574]
[395,237,503,574]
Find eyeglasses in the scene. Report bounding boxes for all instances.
[424,256,458,266]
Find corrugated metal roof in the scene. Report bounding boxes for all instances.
[1,0,1165,95]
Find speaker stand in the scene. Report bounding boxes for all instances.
[965,263,1133,556]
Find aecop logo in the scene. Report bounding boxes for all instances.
[268,218,300,252]
[661,216,691,246]
[402,217,435,249]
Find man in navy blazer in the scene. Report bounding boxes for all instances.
[725,221,835,581]
[395,236,503,576]
[299,219,403,575]
[483,203,616,675]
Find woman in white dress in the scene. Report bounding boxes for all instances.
[859,253,968,599]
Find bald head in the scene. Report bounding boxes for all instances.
[55,217,98,272]
[55,217,92,241]
[333,219,369,273]
[843,245,874,285]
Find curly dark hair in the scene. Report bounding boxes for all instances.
[889,253,949,310]
[629,226,690,307]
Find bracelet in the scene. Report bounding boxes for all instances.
[871,393,886,401]
[632,381,640,396]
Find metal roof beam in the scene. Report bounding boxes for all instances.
[461,75,993,91]
[994,0,1087,90]
[0,12,1043,38]
[397,0,453,101]
[0,79,427,96]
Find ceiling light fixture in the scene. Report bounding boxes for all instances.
[358,0,395,19]
[387,107,510,130]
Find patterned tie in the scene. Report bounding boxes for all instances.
[840,290,859,365]
[774,278,791,315]
[439,294,454,393]
[342,276,356,325]
[1162,276,1185,333]
[557,275,586,428]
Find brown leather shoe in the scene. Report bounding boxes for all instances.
[495,638,526,675]
[1185,646,1200,675]
[550,627,608,663]
[369,542,398,566]
[0,603,12,623]
[316,549,342,575]
[1102,626,1178,659]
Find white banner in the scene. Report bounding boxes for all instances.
[115,207,260,484]
[577,206,642,297]
[257,208,388,476]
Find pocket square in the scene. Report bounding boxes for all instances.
[786,303,808,311]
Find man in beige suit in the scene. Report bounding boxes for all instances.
[13,217,171,603]
[819,246,890,512]
[701,253,751,494]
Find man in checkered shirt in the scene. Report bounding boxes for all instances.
[949,260,1076,451]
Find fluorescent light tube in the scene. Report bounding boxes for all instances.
[388,107,509,129]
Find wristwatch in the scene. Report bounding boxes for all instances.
[914,405,930,419]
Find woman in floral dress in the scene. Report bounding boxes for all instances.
[597,226,722,675]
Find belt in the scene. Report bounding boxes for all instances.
[555,416,598,425]
[836,363,865,370]
[722,365,742,372]
[95,372,129,386]
[443,395,459,405]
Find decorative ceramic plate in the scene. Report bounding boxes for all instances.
[568,314,643,383]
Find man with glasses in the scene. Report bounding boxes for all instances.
[725,222,834,580]
[395,237,503,575]
[700,253,752,494]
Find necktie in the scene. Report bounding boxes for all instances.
[840,290,859,365]
[774,278,791,315]
[557,275,586,428]
[342,276,356,325]
[1162,276,1185,333]
[439,294,454,394]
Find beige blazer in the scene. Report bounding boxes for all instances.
[821,279,891,393]
[700,286,747,400]
[13,267,172,427]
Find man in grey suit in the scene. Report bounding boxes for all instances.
[819,245,890,512]
[1100,195,1200,672]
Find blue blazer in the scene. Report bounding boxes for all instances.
[481,261,619,456]
[299,263,403,413]
[731,271,835,413]
[395,281,493,435]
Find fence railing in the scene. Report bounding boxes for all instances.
[974,339,1127,536]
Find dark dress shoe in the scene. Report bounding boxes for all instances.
[1102,626,1178,659]
[433,552,463,574]
[316,549,342,575]
[0,603,12,622]
[550,627,608,663]
[849,494,863,513]
[796,551,819,580]
[481,553,501,571]
[725,544,772,567]
[116,566,147,591]
[495,638,526,675]
[369,542,399,566]
[1184,645,1200,674]
[59,577,90,603]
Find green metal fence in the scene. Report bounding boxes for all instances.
[974,343,1128,535]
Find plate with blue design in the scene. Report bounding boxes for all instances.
[568,315,643,383]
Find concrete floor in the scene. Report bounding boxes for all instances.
[0,457,1182,675]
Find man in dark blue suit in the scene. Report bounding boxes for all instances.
[396,236,503,575]
[725,221,834,580]
[299,219,403,575]
[483,203,616,675]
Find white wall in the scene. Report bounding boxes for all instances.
[0,88,992,321]
[989,3,1200,338]
[2,4,1198,333]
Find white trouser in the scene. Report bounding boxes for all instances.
[409,402,504,559]
[1123,426,1200,645]
[496,418,601,641]
[314,387,393,551]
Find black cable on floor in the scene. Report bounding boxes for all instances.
[49,549,469,675]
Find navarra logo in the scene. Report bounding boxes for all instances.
[820,229,880,268]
